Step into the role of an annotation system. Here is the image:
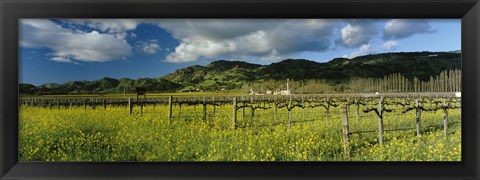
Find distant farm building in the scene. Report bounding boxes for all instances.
[273,89,292,95]
[250,78,294,95]
[249,89,264,95]
[271,78,294,95]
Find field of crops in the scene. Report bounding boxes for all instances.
[18,95,461,161]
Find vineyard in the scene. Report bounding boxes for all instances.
[19,93,461,161]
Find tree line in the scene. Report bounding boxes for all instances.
[243,69,461,94]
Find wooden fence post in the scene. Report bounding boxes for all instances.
[415,99,422,137]
[203,104,207,122]
[168,96,173,121]
[443,108,448,136]
[202,97,207,122]
[324,97,329,121]
[288,95,292,129]
[274,102,278,125]
[103,98,107,110]
[90,97,95,109]
[232,97,237,129]
[355,98,360,121]
[341,105,350,158]
[83,98,87,111]
[443,99,449,136]
[250,96,254,127]
[250,108,255,127]
[212,96,216,118]
[395,98,399,111]
[140,99,143,114]
[128,98,132,115]
[242,105,245,124]
[378,96,384,146]
[302,96,305,121]
[212,105,216,118]
[273,97,277,124]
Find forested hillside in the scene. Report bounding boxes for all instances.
[20,51,461,95]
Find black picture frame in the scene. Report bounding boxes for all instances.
[1,0,479,179]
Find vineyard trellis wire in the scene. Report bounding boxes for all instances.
[19,93,461,157]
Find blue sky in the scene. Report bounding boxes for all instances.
[19,19,460,86]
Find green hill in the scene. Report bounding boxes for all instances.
[162,60,261,92]
[19,51,461,95]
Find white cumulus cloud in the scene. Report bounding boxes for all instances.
[154,19,336,63]
[21,19,438,64]
[49,56,72,63]
[20,19,132,63]
[347,44,373,58]
[136,39,161,55]
[143,43,160,55]
[346,40,399,59]
[384,19,434,39]
[129,32,137,39]
[62,19,140,34]
[339,21,378,47]
[381,40,398,51]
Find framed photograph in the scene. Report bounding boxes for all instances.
[1,0,479,179]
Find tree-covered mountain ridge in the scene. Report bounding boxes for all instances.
[20,51,461,95]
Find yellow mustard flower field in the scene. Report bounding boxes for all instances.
[19,102,461,161]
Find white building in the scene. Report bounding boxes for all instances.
[455,92,461,97]
[272,89,293,95]
[270,78,294,95]
[249,88,264,95]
